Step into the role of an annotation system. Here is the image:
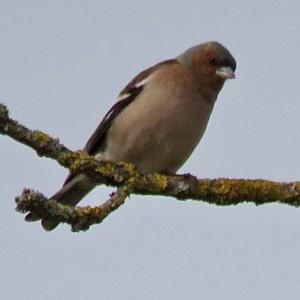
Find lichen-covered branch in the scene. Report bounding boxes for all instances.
[16,187,130,232]
[1,102,300,231]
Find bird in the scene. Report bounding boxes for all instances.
[26,41,236,230]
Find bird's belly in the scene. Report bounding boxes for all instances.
[103,95,213,173]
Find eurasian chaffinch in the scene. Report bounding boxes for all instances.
[27,41,236,230]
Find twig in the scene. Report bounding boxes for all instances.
[16,187,131,232]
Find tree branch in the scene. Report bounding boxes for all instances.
[1,102,300,231]
[15,187,131,232]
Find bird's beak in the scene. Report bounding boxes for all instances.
[216,66,235,79]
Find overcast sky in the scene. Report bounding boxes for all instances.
[1,1,300,299]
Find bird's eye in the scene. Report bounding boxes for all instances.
[208,56,217,65]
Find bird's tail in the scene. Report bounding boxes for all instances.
[26,174,96,231]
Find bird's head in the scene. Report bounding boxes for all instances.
[178,41,236,94]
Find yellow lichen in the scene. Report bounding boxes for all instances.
[95,164,114,177]
[122,162,136,174]
[150,173,168,190]
[32,130,51,147]
[68,150,91,171]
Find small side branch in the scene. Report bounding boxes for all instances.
[16,187,130,232]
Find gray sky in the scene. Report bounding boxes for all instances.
[1,1,300,299]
